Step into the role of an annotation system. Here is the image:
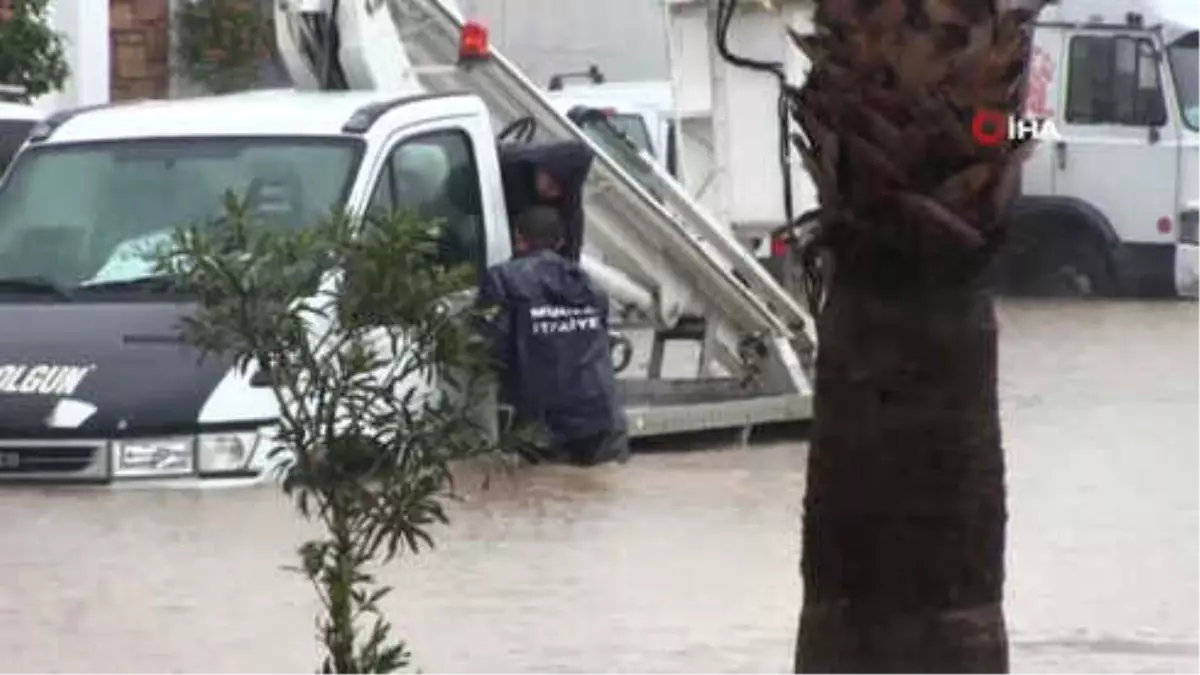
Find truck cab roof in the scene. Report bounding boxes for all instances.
[545,80,672,112]
[1039,0,1198,41]
[30,89,485,145]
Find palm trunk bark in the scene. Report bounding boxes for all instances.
[779,0,1048,670]
[795,273,1007,673]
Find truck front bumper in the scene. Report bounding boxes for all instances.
[0,428,289,487]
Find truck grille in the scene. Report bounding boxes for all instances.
[0,444,104,478]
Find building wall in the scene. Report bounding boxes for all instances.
[109,0,171,100]
[458,0,670,85]
[31,0,110,112]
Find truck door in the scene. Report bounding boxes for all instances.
[362,118,512,438]
[1020,30,1061,193]
[1054,30,1179,259]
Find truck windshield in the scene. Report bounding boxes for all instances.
[0,136,362,291]
[604,113,654,157]
[1168,31,1198,130]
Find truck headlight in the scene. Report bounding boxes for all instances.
[112,438,194,477]
[111,432,256,477]
[1179,210,1198,245]
[196,433,253,474]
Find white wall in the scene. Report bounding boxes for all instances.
[32,0,110,113]
[458,0,671,85]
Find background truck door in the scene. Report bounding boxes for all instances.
[1019,31,1061,193]
[1054,30,1180,255]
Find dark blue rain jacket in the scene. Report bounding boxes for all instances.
[476,249,624,450]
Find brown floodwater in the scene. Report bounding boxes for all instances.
[0,299,1195,673]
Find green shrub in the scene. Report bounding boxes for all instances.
[159,194,520,672]
[0,0,69,101]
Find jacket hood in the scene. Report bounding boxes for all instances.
[0,301,255,436]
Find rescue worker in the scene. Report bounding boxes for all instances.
[476,205,628,466]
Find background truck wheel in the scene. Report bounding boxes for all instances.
[1033,237,1114,297]
[1001,225,1115,298]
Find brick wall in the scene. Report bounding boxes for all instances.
[109,0,170,101]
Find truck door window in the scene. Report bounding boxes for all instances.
[373,129,486,278]
[1066,35,1167,126]
[366,157,398,217]
[0,120,33,175]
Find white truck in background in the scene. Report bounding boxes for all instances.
[542,70,793,266]
[544,66,675,174]
[1003,0,1198,297]
[662,0,1197,297]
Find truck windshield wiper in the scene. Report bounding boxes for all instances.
[0,275,73,300]
[75,275,181,294]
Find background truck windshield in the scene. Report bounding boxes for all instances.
[1168,32,1198,130]
[0,137,361,289]
[604,113,654,155]
[573,111,659,184]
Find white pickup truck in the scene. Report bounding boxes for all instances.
[0,0,815,485]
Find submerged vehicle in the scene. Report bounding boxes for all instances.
[0,0,815,485]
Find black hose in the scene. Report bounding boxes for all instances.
[498,116,538,144]
[297,0,348,90]
[322,0,341,89]
[713,0,796,237]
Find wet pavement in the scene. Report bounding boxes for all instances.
[0,299,1195,673]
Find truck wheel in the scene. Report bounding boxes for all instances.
[1032,236,1114,297]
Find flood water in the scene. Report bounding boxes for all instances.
[0,300,1195,673]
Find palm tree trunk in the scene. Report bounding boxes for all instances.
[779,0,1049,670]
[795,273,1007,673]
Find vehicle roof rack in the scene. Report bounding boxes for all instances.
[0,84,27,103]
[547,64,606,91]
